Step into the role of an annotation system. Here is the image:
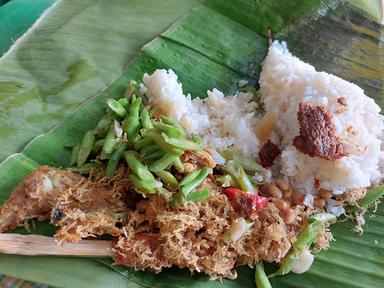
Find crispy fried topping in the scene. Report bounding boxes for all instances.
[258,140,281,167]
[293,102,346,160]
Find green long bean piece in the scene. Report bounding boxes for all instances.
[125,151,155,182]
[71,163,99,174]
[94,113,113,138]
[255,262,272,288]
[118,98,129,109]
[141,143,161,156]
[69,146,80,166]
[153,122,182,138]
[124,80,137,100]
[160,115,187,136]
[272,213,336,276]
[140,108,153,129]
[77,130,95,167]
[142,149,166,162]
[128,174,157,194]
[173,157,184,173]
[92,139,105,154]
[355,185,384,211]
[134,137,153,151]
[179,169,201,186]
[101,127,120,157]
[149,152,181,173]
[123,97,142,141]
[162,133,203,151]
[226,160,257,194]
[181,167,212,196]
[187,188,210,202]
[106,98,127,117]
[106,143,128,177]
[221,150,262,173]
[141,130,184,155]
[155,171,179,187]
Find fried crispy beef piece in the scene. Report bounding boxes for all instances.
[293,102,346,160]
[258,140,281,167]
[0,166,128,242]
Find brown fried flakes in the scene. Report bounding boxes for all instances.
[258,140,281,167]
[293,102,346,160]
[112,186,313,279]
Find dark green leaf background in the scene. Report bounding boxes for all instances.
[0,0,383,287]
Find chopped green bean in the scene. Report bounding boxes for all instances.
[134,137,153,151]
[308,213,336,223]
[94,113,113,138]
[125,151,156,182]
[101,127,120,157]
[255,262,272,288]
[71,163,99,174]
[221,150,262,173]
[216,174,236,187]
[123,98,142,141]
[118,98,129,109]
[162,133,202,151]
[141,143,161,156]
[106,98,127,118]
[155,171,179,187]
[191,133,203,146]
[140,108,153,129]
[141,130,184,155]
[226,160,257,194]
[128,174,156,194]
[92,139,105,154]
[124,80,137,100]
[173,157,185,173]
[181,167,212,196]
[149,152,182,173]
[187,188,210,202]
[106,143,128,177]
[69,146,80,166]
[77,130,95,167]
[160,115,187,136]
[142,149,166,162]
[179,169,201,186]
[293,221,324,249]
[273,213,335,276]
[153,122,182,138]
[356,185,384,210]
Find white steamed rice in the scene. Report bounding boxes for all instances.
[141,41,384,198]
[141,69,260,164]
[259,41,384,195]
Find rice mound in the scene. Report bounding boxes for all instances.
[141,69,260,164]
[259,41,384,195]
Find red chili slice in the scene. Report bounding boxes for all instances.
[224,187,269,218]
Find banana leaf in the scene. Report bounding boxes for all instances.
[0,0,384,287]
[0,0,55,56]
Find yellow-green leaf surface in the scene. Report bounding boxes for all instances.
[0,0,383,287]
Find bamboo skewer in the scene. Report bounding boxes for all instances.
[0,234,113,257]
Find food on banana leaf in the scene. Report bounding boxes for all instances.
[0,41,383,286]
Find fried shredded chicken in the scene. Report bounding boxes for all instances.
[0,165,129,243]
[0,162,330,279]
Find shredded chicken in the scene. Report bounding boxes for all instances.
[0,163,330,279]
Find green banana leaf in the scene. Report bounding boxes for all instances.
[0,0,383,287]
[0,0,55,56]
